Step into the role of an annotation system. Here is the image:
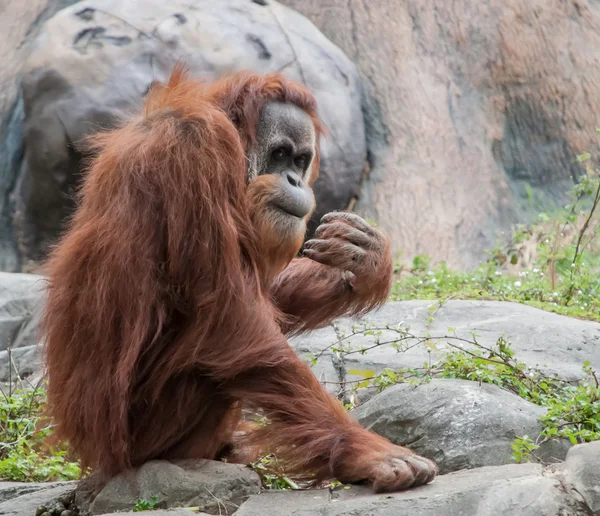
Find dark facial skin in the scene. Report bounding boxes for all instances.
[249,102,316,219]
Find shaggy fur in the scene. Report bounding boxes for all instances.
[41,66,437,492]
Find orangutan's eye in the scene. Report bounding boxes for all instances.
[271,147,288,161]
[294,155,308,170]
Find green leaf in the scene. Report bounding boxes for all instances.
[347,369,376,379]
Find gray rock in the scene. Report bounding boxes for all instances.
[236,463,587,516]
[0,480,72,503]
[0,0,80,272]
[0,482,75,516]
[352,378,570,474]
[0,345,41,382]
[235,488,341,516]
[291,325,345,398]
[12,0,365,266]
[89,460,261,515]
[5,460,598,516]
[0,272,46,381]
[563,441,600,515]
[0,272,45,350]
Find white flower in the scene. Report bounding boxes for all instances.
[418,280,423,285]
[533,268,539,273]
[431,278,437,284]
[578,290,583,295]
[514,281,522,287]
[495,271,502,276]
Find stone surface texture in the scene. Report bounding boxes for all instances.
[0,0,80,271]
[0,271,45,381]
[563,441,600,515]
[0,483,75,516]
[353,378,571,474]
[88,460,261,515]
[4,453,600,516]
[235,462,592,516]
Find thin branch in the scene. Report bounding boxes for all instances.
[571,180,600,276]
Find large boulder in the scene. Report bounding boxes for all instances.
[0,482,75,516]
[0,480,73,504]
[563,441,600,515]
[87,460,261,515]
[0,0,80,272]
[282,0,600,268]
[236,462,591,516]
[352,378,570,474]
[10,0,365,267]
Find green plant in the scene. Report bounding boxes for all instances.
[0,376,80,482]
[540,361,600,445]
[133,495,160,511]
[389,147,600,322]
[512,436,540,463]
[249,454,299,490]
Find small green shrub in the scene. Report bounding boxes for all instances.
[0,382,80,482]
[133,495,160,511]
[249,454,299,490]
[511,436,540,464]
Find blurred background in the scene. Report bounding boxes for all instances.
[2,0,599,275]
